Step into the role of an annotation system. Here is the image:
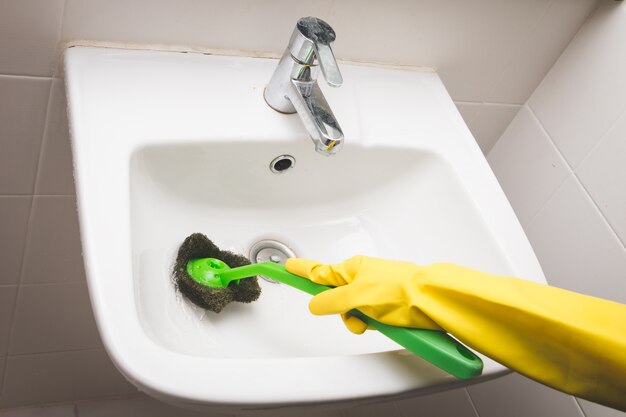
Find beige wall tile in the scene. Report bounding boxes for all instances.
[60,0,597,104]
[0,197,31,285]
[61,0,334,52]
[35,80,75,196]
[0,404,76,417]
[0,286,18,356]
[343,401,399,417]
[0,0,66,76]
[266,408,344,417]
[329,0,528,102]
[577,109,626,246]
[395,388,476,417]
[486,0,597,104]
[21,196,85,284]
[578,399,626,417]
[0,76,50,195]
[76,394,229,417]
[525,177,626,303]
[0,350,137,409]
[455,102,521,154]
[468,373,583,417]
[529,1,626,168]
[485,3,626,414]
[9,282,101,355]
[487,106,570,227]
[0,357,5,399]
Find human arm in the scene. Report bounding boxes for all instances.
[286,256,626,411]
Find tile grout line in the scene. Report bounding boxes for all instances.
[570,106,626,249]
[521,0,602,117]
[521,103,573,228]
[576,106,626,170]
[573,397,588,417]
[454,100,523,107]
[32,80,56,197]
[572,181,626,250]
[526,104,626,250]
[0,74,53,81]
[0,393,143,415]
[0,194,76,198]
[31,194,76,197]
[17,281,85,288]
[68,393,145,415]
[50,0,70,80]
[393,399,406,417]
[463,387,481,417]
[5,347,103,360]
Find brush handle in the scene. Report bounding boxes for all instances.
[221,262,483,379]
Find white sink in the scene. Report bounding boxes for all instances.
[65,46,546,412]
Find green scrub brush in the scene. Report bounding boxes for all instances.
[173,233,261,312]
[173,233,483,379]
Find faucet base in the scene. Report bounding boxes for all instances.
[264,52,298,113]
[263,87,296,114]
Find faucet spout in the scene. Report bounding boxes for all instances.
[289,79,343,155]
[264,17,344,156]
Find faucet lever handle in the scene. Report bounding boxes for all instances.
[314,42,342,87]
[292,17,343,87]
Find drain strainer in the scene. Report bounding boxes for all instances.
[269,155,295,174]
[248,239,297,283]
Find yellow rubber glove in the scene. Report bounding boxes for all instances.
[286,256,626,411]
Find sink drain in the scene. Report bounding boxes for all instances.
[269,155,295,174]
[248,239,297,283]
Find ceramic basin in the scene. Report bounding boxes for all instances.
[64,46,546,412]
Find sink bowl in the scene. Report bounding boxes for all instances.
[131,141,503,359]
[65,46,546,412]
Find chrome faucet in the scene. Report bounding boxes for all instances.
[264,17,344,156]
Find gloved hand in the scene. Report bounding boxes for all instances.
[285,255,626,412]
[285,256,441,334]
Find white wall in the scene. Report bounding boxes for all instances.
[0,0,613,414]
[488,2,626,417]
